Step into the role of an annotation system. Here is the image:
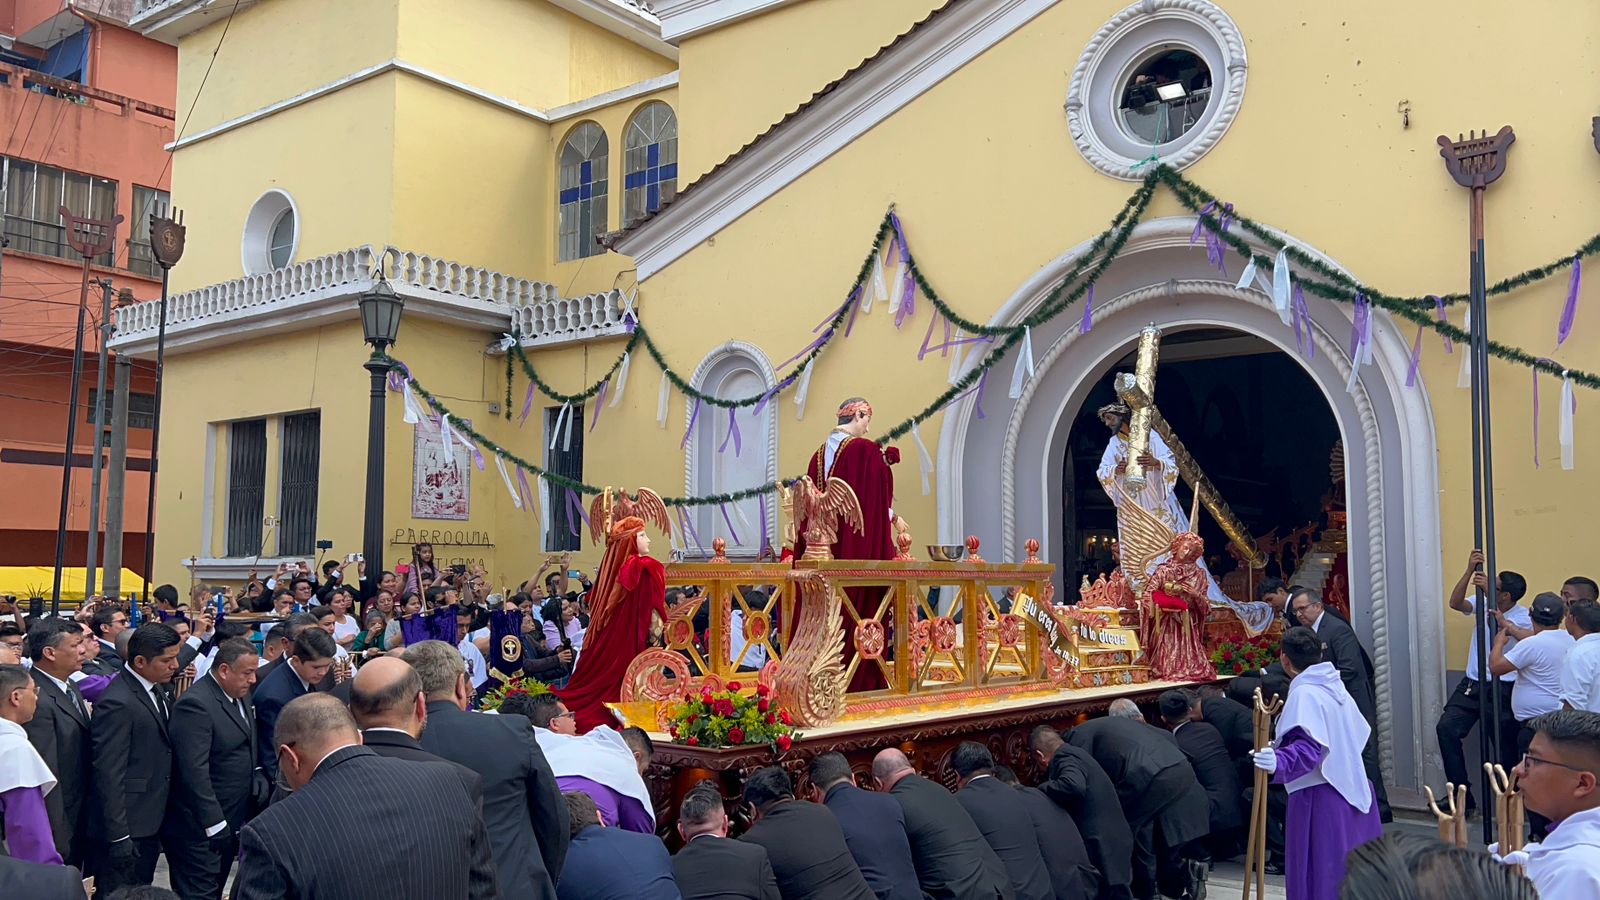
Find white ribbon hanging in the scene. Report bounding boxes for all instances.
[1235,257,1258,292]
[495,456,522,509]
[868,251,888,312]
[1272,248,1293,326]
[496,333,518,352]
[1008,326,1036,399]
[1344,324,1373,395]
[728,501,755,545]
[794,364,814,420]
[609,352,631,408]
[401,382,422,425]
[890,260,908,317]
[1458,307,1474,389]
[1561,371,1577,470]
[548,402,572,450]
[910,421,934,496]
[657,373,671,428]
[440,413,455,459]
[537,475,552,542]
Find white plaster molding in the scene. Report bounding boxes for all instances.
[934,216,1444,800]
[512,289,636,348]
[613,0,1058,280]
[167,62,678,151]
[546,0,678,60]
[681,340,780,558]
[1065,0,1247,180]
[651,0,805,41]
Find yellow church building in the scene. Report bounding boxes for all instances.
[114,0,1600,807]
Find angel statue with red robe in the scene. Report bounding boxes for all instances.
[558,492,670,732]
[1119,485,1217,682]
[795,397,903,691]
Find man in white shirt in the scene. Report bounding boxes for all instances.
[1435,549,1530,815]
[1508,709,1600,899]
[1561,599,1600,713]
[1493,592,1576,840]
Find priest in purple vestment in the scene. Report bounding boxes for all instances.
[1251,626,1382,900]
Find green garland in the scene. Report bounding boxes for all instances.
[401,163,1600,508]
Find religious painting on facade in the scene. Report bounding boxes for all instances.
[412,417,471,520]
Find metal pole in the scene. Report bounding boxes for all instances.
[50,254,95,613]
[103,355,132,600]
[1471,183,1506,845]
[85,279,113,597]
[363,353,389,588]
[1466,184,1494,844]
[141,267,170,603]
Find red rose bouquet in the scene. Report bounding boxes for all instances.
[665,682,799,751]
[1210,634,1280,676]
[478,675,550,711]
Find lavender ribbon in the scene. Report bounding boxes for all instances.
[1432,296,1453,354]
[384,361,411,392]
[1294,284,1314,359]
[1208,203,1233,275]
[1292,284,1306,353]
[515,467,536,514]
[681,398,701,450]
[753,374,796,417]
[519,381,537,426]
[1559,256,1581,347]
[564,488,588,537]
[624,312,637,333]
[678,507,704,557]
[1405,325,1424,388]
[776,330,833,371]
[718,408,742,456]
[1350,293,1371,359]
[589,380,609,432]
[1081,283,1095,334]
[844,286,862,338]
[890,211,915,328]
[1189,201,1216,245]
[720,504,742,546]
[918,312,943,360]
[973,367,989,420]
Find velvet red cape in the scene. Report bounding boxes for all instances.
[557,554,666,732]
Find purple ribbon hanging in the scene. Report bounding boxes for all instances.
[1081,283,1095,334]
[519,381,537,426]
[1207,203,1233,276]
[718,408,743,456]
[515,467,536,515]
[384,361,411,392]
[1294,284,1314,359]
[624,312,637,333]
[1189,201,1216,245]
[1292,285,1306,353]
[844,285,863,338]
[890,211,916,328]
[678,507,704,557]
[720,504,742,545]
[1350,293,1371,360]
[1559,256,1581,347]
[564,488,589,537]
[973,367,990,420]
[758,492,770,555]
[1405,325,1424,388]
[777,329,833,371]
[918,312,943,360]
[753,374,796,417]
[681,398,702,450]
[589,381,609,433]
[1432,296,1453,354]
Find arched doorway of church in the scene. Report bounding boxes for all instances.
[1060,328,1348,617]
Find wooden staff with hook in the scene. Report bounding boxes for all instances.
[1242,687,1284,900]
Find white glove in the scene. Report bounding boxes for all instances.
[1251,748,1278,774]
[1489,841,1536,866]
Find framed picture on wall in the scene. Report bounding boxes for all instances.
[413,417,471,520]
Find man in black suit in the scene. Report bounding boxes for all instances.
[87,621,182,893]
[673,781,780,900]
[558,791,682,900]
[0,855,86,900]
[22,617,93,866]
[250,612,321,696]
[1158,691,1245,860]
[86,604,129,674]
[405,640,568,900]
[870,748,1013,900]
[950,742,1053,900]
[1066,713,1211,900]
[1289,586,1390,821]
[168,637,267,899]
[235,693,497,899]
[349,655,483,806]
[807,752,920,900]
[992,766,1098,900]
[254,627,336,785]
[1031,725,1136,900]
[739,765,874,900]
[1192,686,1254,761]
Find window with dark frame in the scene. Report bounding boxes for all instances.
[225,419,268,558]
[544,405,586,552]
[0,156,116,266]
[127,185,170,277]
[86,388,157,430]
[278,411,322,556]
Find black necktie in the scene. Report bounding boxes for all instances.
[69,683,87,718]
[154,686,170,720]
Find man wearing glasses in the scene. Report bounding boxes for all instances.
[1507,709,1600,898]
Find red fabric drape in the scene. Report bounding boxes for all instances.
[557,553,667,733]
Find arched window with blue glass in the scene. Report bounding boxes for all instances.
[558,121,609,262]
[623,102,678,225]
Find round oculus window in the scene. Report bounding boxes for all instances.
[241,189,300,274]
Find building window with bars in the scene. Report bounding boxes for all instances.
[126,185,170,277]
[278,411,322,557]
[225,419,268,558]
[1,157,116,265]
[557,122,608,262]
[623,102,677,225]
[544,405,585,551]
[86,388,157,429]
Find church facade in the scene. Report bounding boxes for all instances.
[115,0,1600,806]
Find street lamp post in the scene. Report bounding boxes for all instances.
[359,270,404,579]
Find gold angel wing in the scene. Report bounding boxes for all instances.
[1116,484,1177,591]
[819,477,865,537]
[589,487,675,544]
[632,487,673,539]
[589,491,611,544]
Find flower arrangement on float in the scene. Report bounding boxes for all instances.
[1210,634,1279,676]
[478,675,550,712]
[665,681,799,751]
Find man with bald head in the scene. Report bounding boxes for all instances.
[870,749,1013,899]
[234,694,497,899]
[349,656,483,807]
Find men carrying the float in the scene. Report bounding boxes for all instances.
[1251,626,1382,900]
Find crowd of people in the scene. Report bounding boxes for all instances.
[1,543,1599,900]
